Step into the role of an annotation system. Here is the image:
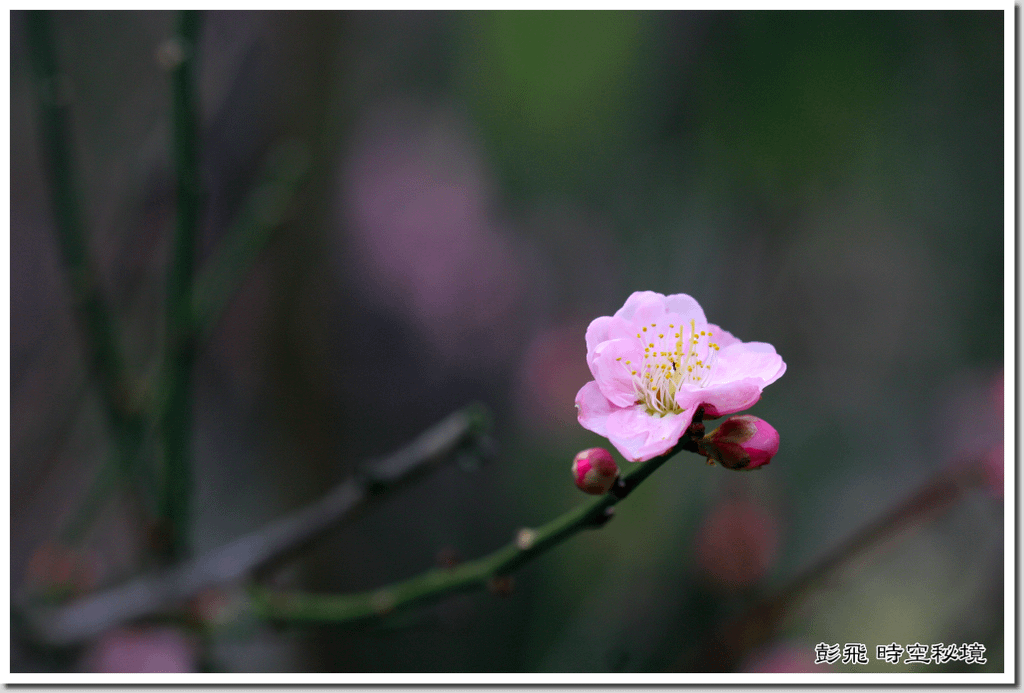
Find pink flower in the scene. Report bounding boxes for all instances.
[571,447,620,495]
[340,103,526,368]
[575,291,786,462]
[695,496,780,589]
[81,626,197,673]
[517,324,595,433]
[701,415,780,470]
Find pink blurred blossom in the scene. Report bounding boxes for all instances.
[341,103,526,366]
[518,324,595,432]
[575,291,786,461]
[81,626,197,673]
[695,496,780,589]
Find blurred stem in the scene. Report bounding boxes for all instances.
[191,140,310,341]
[26,11,150,527]
[161,9,203,561]
[23,404,492,647]
[250,415,706,624]
[58,450,120,546]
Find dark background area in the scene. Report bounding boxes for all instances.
[10,10,1005,673]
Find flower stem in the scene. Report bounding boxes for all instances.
[250,422,703,624]
[160,9,203,561]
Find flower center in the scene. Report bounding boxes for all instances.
[619,319,720,415]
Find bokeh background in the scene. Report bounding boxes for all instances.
[10,10,1006,673]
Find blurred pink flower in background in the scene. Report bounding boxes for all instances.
[695,495,780,590]
[517,324,595,433]
[742,640,832,673]
[576,291,786,461]
[80,626,197,673]
[340,101,528,367]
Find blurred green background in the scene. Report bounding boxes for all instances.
[11,10,1005,673]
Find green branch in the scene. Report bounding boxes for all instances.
[191,140,309,341]
[160,10,203,560]
[250,416,706,624]
[26,11,150,522]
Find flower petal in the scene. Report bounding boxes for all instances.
[590,339,643,408]
[676,378,764,418]
[575,380,616,438]
[664,294,708,325]
[614,291,669,324]
[706,324,742,349]
[585,316,637,373]
[711,342,786,387]
[605,405,695,461]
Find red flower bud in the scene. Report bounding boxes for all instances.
[701,415,779,470]
[571,447,620,494]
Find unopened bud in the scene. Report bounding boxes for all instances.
[571,447,620,494]
[701,415,779,470]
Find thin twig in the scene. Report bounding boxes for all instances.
[191,139,310,341]
[161,10,203,560]
[21,404,492,646]
[249,413,707,625]
[26,12,133,430]
[26,10,151,520]
[59,449,121,546]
